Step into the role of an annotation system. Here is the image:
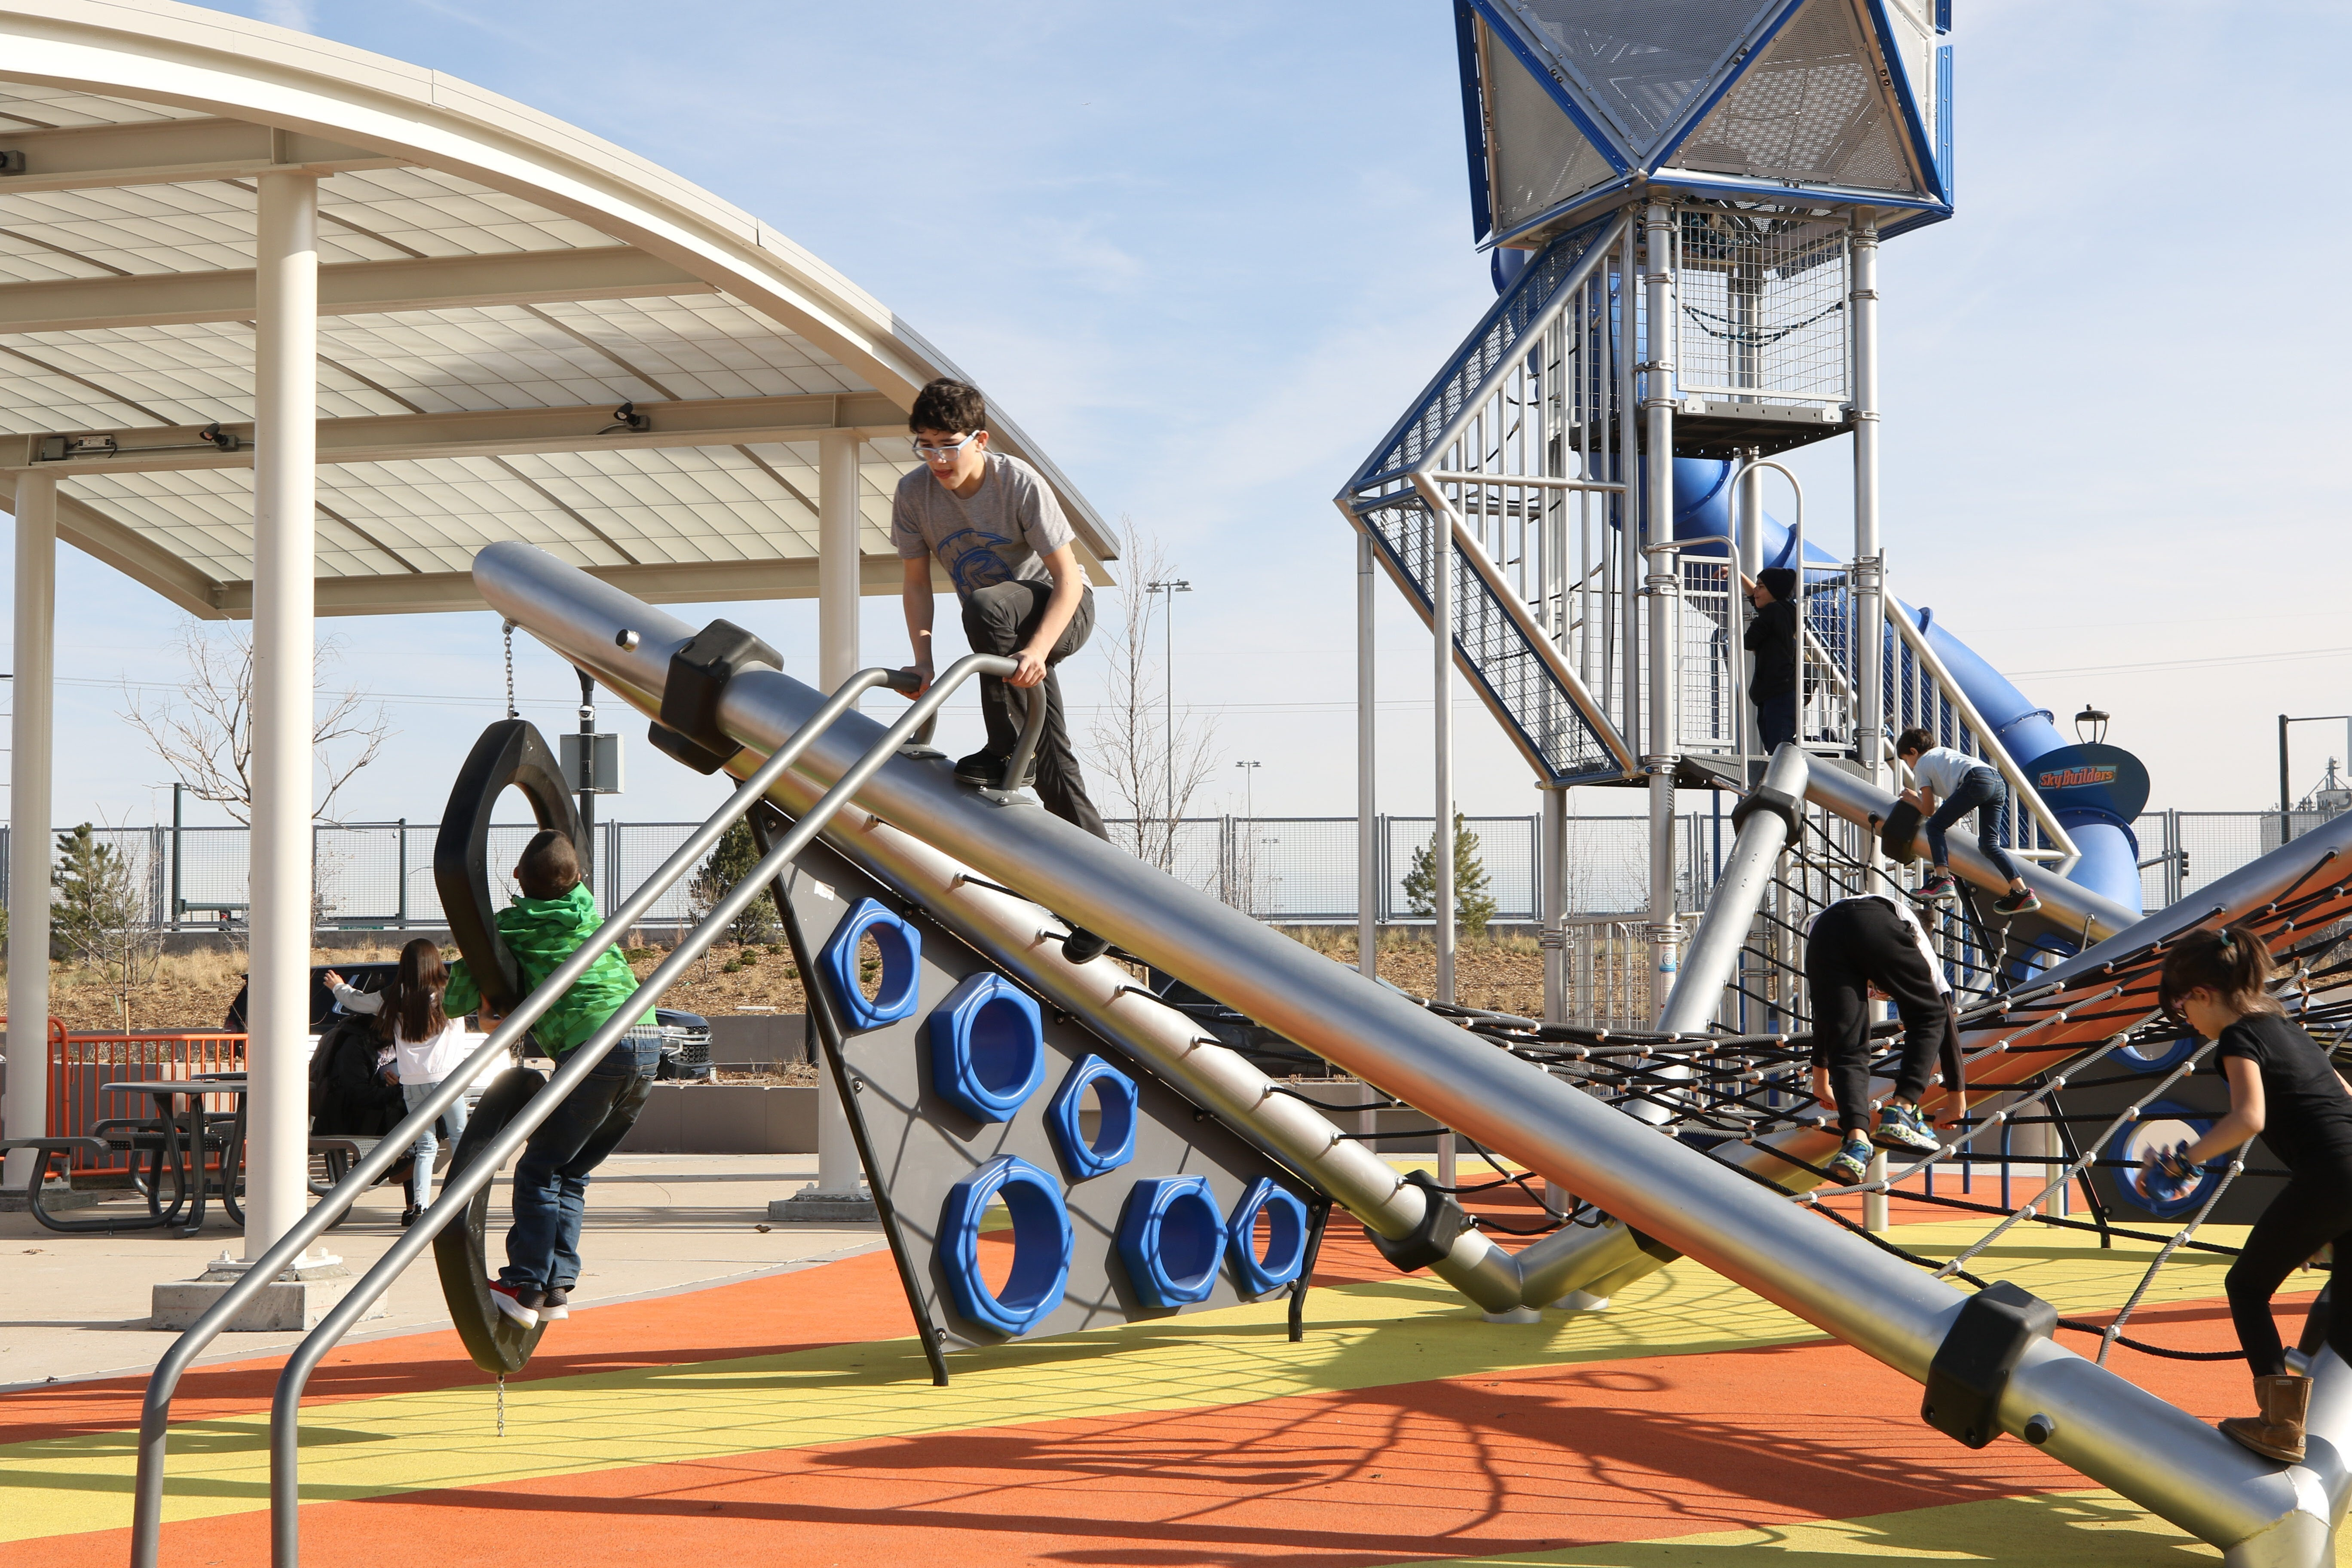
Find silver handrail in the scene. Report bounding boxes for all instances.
[129,652,1014,1568]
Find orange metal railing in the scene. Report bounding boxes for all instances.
[44,1028,248,1173]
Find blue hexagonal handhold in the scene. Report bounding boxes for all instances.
[1116,1176,1225,1309]
[927,971,1043,1123]
[1045,1054,1136,1180]
[818,898,922,1032]
[1226,1177,1311,1297]
[939,1155,1071,1337]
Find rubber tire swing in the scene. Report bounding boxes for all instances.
[939,1155,1072,1336]
[429,718,582,1375]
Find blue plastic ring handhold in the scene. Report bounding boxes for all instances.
[1227,1177,1311,1296]
[1116,1176,1225,1308]
[927,971,1044,1123]
[819,898,922,1031]
[1045,1054,1137,1179]
[939,1155,1071,1336]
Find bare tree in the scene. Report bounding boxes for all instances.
[120,619,392,825]
[1084,516,1219,878]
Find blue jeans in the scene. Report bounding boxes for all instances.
[1755,689,1798,754]
[501,1028,661,1293]
[400,1079,468,1208]
[1925,767,2024,885]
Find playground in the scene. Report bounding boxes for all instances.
[4,3,2352,1567]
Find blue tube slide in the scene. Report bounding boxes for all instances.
[1668,459,2143,912]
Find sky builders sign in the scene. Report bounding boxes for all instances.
[2029,743,2151,824]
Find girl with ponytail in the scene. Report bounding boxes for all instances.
[2149,923,2352,1464]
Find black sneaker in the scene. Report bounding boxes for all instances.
[1917,869,1959,904]
[952,750,1038,790]
[489,1281,542,1328]
[1062,928,1109,964]
[399,1205,421,1228]
[540,1286,571,1322]
[1993,888,2043,916]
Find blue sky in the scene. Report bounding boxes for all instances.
[11,0,2352,833]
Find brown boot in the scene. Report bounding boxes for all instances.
[2220,1374,2312,1463]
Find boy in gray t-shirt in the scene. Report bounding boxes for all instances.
[891,377,1107,845]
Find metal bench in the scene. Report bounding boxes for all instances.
[0,1136,139,1233]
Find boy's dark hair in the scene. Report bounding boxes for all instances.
[909,377,986,436]
[517,829,582,900]
[1894,726,1936,759]
[1757,567,1798,603]
[2158,923,2284,1020]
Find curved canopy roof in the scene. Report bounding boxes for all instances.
[0,0,1113,618]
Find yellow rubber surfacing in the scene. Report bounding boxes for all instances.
[0,1220,2249,1545]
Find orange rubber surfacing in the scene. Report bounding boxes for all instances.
[35,1295,2262,1568]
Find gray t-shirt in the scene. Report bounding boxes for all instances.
[891,452,1076,604]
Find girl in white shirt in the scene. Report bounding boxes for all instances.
[325,938,472,1227]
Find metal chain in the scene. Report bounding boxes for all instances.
[496,1372,505,1437]
[502,619,518,720]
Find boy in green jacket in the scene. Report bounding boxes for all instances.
[444,829,658,1327]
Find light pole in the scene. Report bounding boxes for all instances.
[1145,579,1191,821]
[2279,714,2352,843]
[1234,760,1262,915]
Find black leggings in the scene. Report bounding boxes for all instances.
[1806,900,1963,1135]
[2227,1169,2352,1378]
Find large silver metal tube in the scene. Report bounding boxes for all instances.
[1803,757,2138,944]
[1657,745,1807,1036]
[480,542,2335,1562]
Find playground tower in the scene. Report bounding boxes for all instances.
[1338,0,1966,1004]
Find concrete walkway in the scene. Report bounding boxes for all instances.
[0,1153,883,1391]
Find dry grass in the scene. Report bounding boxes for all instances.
[3,928,1544,1032]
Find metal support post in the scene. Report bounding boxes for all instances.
[1641,201,1681,989]
[1433,505,1456,1006]
[1616,224,1641,750]
[245,170,319,1259]
[1357,530,1377,979]
[1850,211,1884,785]
[1736,448,1764,762]
[576,670,597,886]
[2,472,54,1194]
[1540,784,1567,1024]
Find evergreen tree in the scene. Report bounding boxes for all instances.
[51,824,160,1029]
[1402,812,1496,936]
[685,817,781,945]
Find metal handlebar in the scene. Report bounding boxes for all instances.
[130,652,1015,1568]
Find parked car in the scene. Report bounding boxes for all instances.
[222,963,714,1094]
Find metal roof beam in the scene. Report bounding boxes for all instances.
[0,246,711,334]
[6,390,910,475]
[0,117,403,193]
[207,552,928,619]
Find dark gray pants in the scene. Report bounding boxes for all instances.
[960,579,1107,841]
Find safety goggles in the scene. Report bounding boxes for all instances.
[911,432,980,462]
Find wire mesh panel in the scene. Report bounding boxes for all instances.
[1678,554,1741,753]
[1228,818,1359,921]
[1673,1,1923,196]
[1797,563,1854,753]
[1381,816,1539,923]
[1674,207,1851,404]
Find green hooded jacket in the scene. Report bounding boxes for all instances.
[442,883,655,1056]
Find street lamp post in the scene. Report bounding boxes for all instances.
[1145,578,1192,824]
[2279,713,2352,844]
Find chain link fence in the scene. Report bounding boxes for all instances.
[1,808,2337,934]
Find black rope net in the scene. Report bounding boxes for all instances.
[1312,822,2352,1366]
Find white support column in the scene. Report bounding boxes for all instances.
[2,472,54,1195]
[1736,449,1764,761]
[1432,511,1455,1008]
[1850,211,1884,788]
[817,431,861,694]
[1357,530,1378,980]
[244,170,320,1262]
[1641,202,1682,991]
[811,428,868,1204]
